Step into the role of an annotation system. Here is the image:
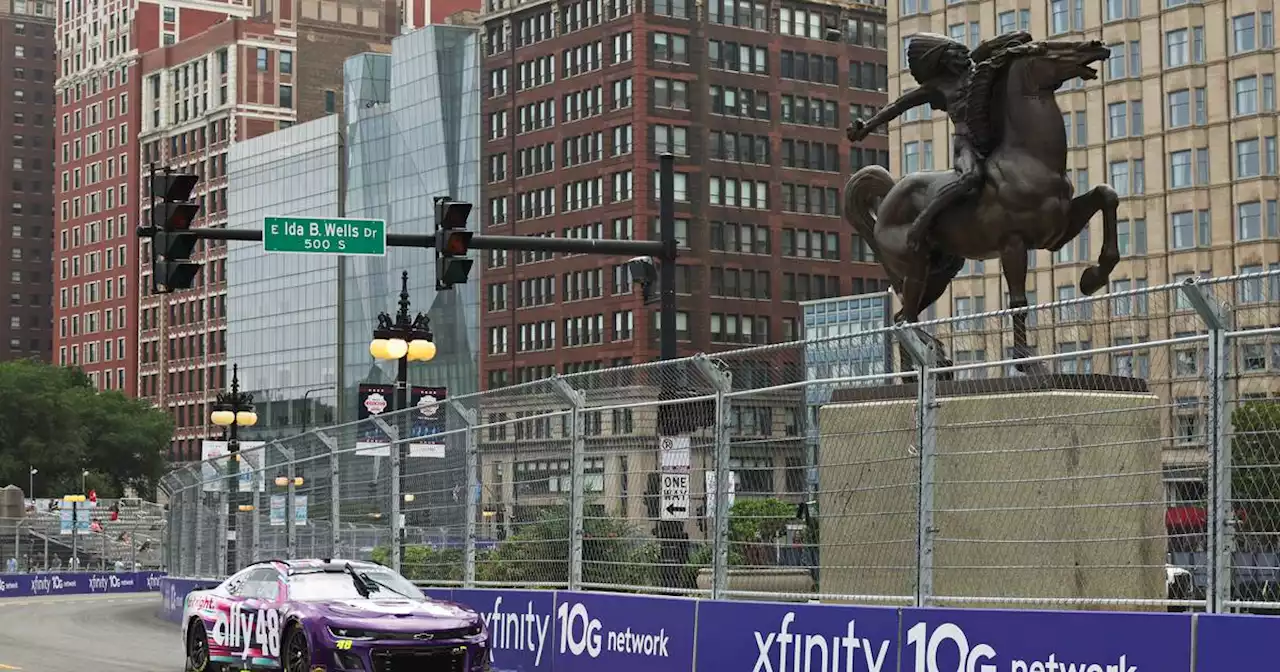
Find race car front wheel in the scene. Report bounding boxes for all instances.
[284,625,311,672]
[186,620,218,672]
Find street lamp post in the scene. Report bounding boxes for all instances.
[210,364,258,575]
[369,271,436,573]
[28,467,36,499]
[81,470,88,494]
[64,494,86,568]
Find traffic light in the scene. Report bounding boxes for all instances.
[149,172,202,294]
[434,196,474,291]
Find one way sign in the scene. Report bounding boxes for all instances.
[660,473,690,521]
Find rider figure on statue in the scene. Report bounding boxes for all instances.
[847,31,1034,252]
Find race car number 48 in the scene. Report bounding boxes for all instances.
[211,603,283,659]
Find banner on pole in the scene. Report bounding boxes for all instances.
[355,384,448,457]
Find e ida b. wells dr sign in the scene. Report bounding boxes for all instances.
[263,216,386,256]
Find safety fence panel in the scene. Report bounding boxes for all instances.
[158,271,1280,613]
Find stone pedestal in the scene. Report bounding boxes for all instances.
[817,375,1167,609]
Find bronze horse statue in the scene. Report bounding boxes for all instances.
[845,39,1115,374]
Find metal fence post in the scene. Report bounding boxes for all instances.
[1181,278,1232,613]
[896,325,939,608]
[451,400,480,587]
[552,377,588,590]
[374,414,403,573]
[217,489,228,576]
[314,430,341,557]
[285,448,297,560]
[194,484,206,577]
[252,458,262,564]
[694,356,733,600]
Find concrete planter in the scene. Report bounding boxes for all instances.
[695,567,816,600]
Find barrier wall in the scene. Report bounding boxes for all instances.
[156,578,1280,672]
[0,571,166,598]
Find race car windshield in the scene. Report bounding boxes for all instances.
[289,570,425,601]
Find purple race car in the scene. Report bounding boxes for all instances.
[182,558,489,672]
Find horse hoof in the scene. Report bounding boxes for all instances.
[1079,267,1107,296]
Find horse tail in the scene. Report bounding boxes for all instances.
[844,165,895,259]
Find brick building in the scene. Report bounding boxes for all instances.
[133,0,400,461]
[1,0,56,363]
[53,0,256,395]
[478,0,891,389]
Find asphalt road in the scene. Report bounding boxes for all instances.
[0,593,184,672]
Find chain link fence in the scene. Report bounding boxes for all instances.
[159,271,1280,612]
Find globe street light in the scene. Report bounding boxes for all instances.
[210,364,257,575]
[369,271,434,573]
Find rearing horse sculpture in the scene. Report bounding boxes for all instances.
[845,39,1116,374]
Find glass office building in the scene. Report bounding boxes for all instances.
[226,115,343,441]
[226,25,482,440]
[341,24,482,419]
[226,25,482,537]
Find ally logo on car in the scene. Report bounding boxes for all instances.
[207,600,283,666]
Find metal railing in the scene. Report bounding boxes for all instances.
[159,271,1280,612]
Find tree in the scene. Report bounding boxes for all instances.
[689,497,798,568]
[372,545,468,583]
[1232,400,1280,551]
[475,504,659,589]
[0,360,174,499]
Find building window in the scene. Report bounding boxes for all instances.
[280,51,293,74]
[324,90,336,114]
[1239,201,1263,241]
[279,85,293,109]
[1237,138,1261,178]
[1234,13,1257,53]
[256,48,269,71]
[1165,29,1188,66]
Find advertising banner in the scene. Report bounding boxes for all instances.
[294,495,309,526]
[159,576,220,623]
[1193,613,1279,671]
[0,571,167,600]
[452,588,557,672]
[898,608,1192,672]
[421,587,455,602]
[200,440,267,493]
[269,495,286,527]
[148,581,1279,671]
[697,598,899,672]
[552,591,696,672]
[355,384,448,457]
[58,500,95,534]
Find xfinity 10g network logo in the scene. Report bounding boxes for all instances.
[905,622,1138,672]
[557,601,672,659]
[481,595,553,667]
[751,612,892,672]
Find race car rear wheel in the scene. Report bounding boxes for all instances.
[284,624,311,672]
[186,619,219,672]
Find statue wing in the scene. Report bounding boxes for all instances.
[963,36,1036,155]
[905,33,968,83]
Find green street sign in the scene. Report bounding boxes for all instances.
[263,216,386,256]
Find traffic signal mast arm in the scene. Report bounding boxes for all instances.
[135,227,674,259]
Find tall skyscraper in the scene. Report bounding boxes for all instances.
[477,0,892,388]
[1,0,56,362]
